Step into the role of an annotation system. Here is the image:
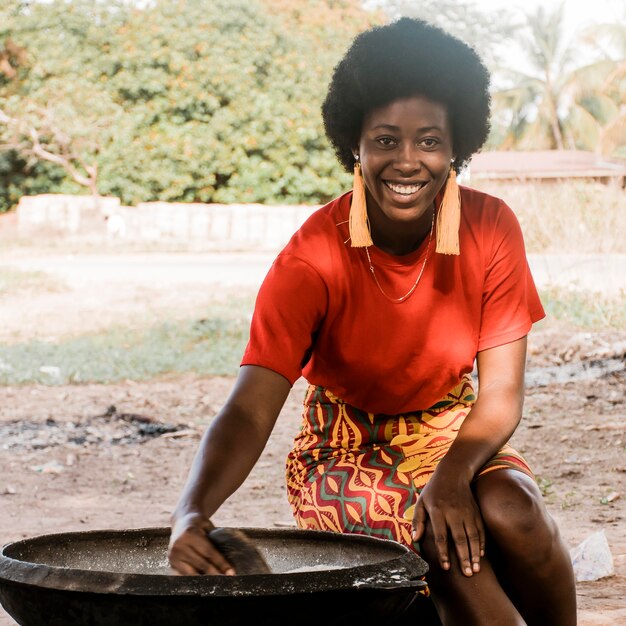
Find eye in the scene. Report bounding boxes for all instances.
[375,136,397,148]
[419,137,440,150]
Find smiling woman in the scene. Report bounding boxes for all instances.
[357,96,453,255]
[168,17,577,626]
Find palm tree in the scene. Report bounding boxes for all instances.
[491,3,626,157]
[491,3,578,150]
[574,16,626,157]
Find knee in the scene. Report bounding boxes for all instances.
[476,471,558,563]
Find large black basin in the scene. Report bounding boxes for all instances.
[0,526,436,625]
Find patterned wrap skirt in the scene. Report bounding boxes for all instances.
[286,374,534,552]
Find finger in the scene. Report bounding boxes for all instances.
[177,529,237,576]
[463,519,483,575]
[476,512,486,558]
[169,544,212,575]
[450,523,473,577]
[168,545,213,576]
[470,511,486,568]
[191,539,238,576]
[428,511,450,571]
[170,559,202,576]
[411,500,428,542]
[169,535,233,576]
[173,545,233,576]
[204,543,236,576]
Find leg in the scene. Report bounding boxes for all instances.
[421,521,526,626]
[474,469,577,626]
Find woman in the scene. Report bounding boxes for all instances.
[168,18,577,625]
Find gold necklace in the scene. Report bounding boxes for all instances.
[364,209,435,304]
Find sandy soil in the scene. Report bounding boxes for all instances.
[0,248,624,625]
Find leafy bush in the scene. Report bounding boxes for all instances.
[0,0,371,212]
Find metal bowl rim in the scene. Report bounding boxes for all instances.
[0,526,428,596]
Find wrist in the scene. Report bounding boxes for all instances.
[432,455,475,485]
[171,503,205,527]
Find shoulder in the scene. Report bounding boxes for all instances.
[460,185,511,215]
[293,192,350,235]
[278,192,351,267]
[460,185,522,233]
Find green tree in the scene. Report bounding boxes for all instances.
[0,0,378,212]
[0,0,125,207]
[98,0,344,204]
[490,4,576,150]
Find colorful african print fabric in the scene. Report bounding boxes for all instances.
[286,375,534,552]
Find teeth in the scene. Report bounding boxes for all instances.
[386,182,424,195]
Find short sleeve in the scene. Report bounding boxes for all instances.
[478,204,545,351]
[240,253,328,385]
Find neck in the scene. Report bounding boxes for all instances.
[369,205,435,256]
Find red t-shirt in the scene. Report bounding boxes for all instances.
[241,186,545,414]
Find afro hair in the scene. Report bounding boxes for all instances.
[321,17,491,174]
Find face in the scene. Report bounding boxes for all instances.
[357,95,454,234]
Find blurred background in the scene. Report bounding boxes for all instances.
[0,0,624,210]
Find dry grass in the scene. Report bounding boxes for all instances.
[471,180,625,254]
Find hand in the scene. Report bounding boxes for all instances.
[411,471,485,577]
[167,512,236,576]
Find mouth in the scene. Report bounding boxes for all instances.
[384,181,427,196]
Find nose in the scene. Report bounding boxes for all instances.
[393,142,422,175]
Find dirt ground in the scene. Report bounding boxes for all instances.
[0,247,625,625]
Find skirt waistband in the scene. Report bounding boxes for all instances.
[298,374,476,451]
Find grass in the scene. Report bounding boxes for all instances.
[472,180,626,254]
[0,266,66,295]
[0,313,251,385]
[539,287,626,330]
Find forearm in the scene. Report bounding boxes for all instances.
[168,366,290,576]
[173,407,272,520]
[412,340,528,573]
[434,337,528,482]
[172,365,291,523]
[435,379,524,482]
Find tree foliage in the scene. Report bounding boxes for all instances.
[0,0,377,212]
[576,13,626,157]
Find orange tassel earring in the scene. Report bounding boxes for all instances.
[435,167,461,255]
[349,159,373,247]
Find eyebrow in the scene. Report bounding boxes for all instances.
[369,124,443,132]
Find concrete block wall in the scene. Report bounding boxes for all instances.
[15,194,320,250]
[16,195,121,236]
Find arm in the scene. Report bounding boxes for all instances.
[168,364,292,575]
[412,336,527,577]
